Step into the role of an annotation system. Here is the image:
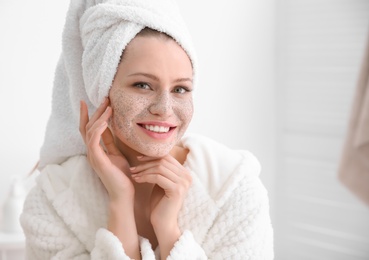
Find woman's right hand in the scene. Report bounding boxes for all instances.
[80,98,141,259]
[79,98,135,202]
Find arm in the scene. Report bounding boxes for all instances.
[107,199,139,257]
[79,99,140,259]
[131,155,199,260]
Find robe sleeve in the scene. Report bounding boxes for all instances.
[166,230,207,259]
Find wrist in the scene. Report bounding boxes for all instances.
[109,192,135,207]
[108,200,140,260]
[108,198,136,233]
[108,199,136,227]
[154,223,181,259]
[153,219,181,241]
[156,224,181,240]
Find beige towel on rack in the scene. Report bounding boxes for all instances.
[338,33,369,206]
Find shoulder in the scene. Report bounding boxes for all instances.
[22,155,108,249]
[181,133,261,174]
[181,133,262,201]
[178,134,273,253]
[36,155,97,201]
[28,155,108,222]
[21,156,112,256]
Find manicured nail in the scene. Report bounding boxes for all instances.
[105,106,111,113]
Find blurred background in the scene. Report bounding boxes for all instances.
[0,0,368,259]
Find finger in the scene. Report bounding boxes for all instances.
[132,172,175,190]
[87,120,108,151]
[101,127,121,156]
[135,155,157,161]
[86,121,111,168]
[79,100,89,143]
[88,97,110,126]
[132,164,181,183]
[133,156,183,177]
[86,106,112,141]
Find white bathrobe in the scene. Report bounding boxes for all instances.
[21,134,274,259]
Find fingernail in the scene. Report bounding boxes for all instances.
[137,155,144,159]
[105,106,111,113]
[130,167,136,171]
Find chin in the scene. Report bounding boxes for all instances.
[138,144,174,158]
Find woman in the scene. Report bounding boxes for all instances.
[21,0,274,259]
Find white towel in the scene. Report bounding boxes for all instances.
[39,0,197,169]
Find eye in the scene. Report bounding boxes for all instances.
[133,82,151,90]
[173,86,191,94]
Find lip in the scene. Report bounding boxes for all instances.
[137,121,176,127]
[137,121,177,140]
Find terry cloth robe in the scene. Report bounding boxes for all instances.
[21,134,274,259]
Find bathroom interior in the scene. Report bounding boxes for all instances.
[0,0,368,259]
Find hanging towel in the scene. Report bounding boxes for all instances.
[39,0,197,169]
[338,32,369,206]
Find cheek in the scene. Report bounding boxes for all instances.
[110,90,151,129]
[110,91,131,128]
[175,98,194,126]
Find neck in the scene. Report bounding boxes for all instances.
[115,140,144,167]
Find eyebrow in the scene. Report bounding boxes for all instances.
[127,72,193,83]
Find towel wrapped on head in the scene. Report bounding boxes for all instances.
[39,0,197,169]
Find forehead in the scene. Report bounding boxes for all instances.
[119,36,193,77]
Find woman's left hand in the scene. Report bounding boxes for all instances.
[130,154,192,254]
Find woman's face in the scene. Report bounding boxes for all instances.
[109,35,194,157]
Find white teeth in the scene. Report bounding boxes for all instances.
[144,125,170,133]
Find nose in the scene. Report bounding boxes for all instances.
[148,91,173,117]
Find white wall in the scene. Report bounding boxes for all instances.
[275,0,369,259]
[0,0,277,224]
[0,1,69,205]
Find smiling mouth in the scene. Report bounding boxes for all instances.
[138,124,176,133]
